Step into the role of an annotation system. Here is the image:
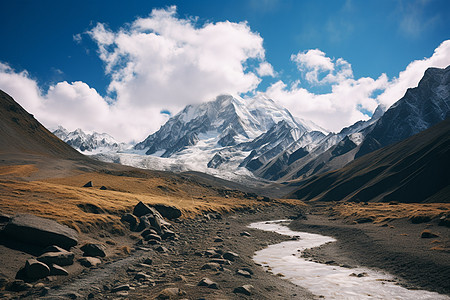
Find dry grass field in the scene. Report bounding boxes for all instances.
[329,201,450,224]
[0,164,304,234]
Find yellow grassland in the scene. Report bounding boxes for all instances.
[331,202,450,223]
[0,166,304,234]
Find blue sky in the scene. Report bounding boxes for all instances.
[0,0,449,141]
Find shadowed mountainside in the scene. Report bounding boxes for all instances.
[286,118,450,203]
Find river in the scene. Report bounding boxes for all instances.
[249,220,449,300]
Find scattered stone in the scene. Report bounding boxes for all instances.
[349,272,368,277]
[121,213,139,230]
[78,257,101,268]
[236,269,251,278]
[201,262,221,271]
[233,284,253,296]
[421,230,439,238]
[155,246,168,253]
[213,237,223,242]
[143,258,153,265]
[141,228,158,237]
[198,277,219,289]
[81,243,106,257]
[133,201,162,218]
[83,181,93,187]
[24,259,50,279]
[144,234,162,242]
[65,292,83,299]
[209,258,231,265]
[41,245,67,254]
[100,186,107,190]
[157,287,186,299]
[37,251,75,266]
[7,280,32,292]
[409,215,431,224]
[355,217,373,224]
[161,229,176,240]
[438,215,450,228]
[240,231,251,237]
[111,284,130,293]
[152,204,182,220]
[49,264,69,276]
[3,214,78,249]
[134,272,152,281]
[204,249,218,257]
[174,275,187,282]
[223,251,239,261]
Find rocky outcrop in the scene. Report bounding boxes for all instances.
[3,214,78,249]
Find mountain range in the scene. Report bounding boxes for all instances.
[53,66,450,192]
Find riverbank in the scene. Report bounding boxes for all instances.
[1,204,316,299]
[290,203,450,295]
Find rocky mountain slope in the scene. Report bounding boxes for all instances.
[0,90,84,159]
[286,118,450,203]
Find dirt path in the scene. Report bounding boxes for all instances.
[34,204,316,300]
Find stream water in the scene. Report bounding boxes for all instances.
[249,220,449,300]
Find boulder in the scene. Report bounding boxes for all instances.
[152,204,182,220]
[139,214,162,233]
[201,262,221,271]
[421,230,439,238]
[223,251,239,261]
[121,213,139,230]
[25,259,50,279]
[99,186,107,190]
[37,251,75,266]
[81,243,106,257]
[111,284,130,293]
[236,269,251,278]
[41,245,67,254]
[83,181,93,187]
[198,277,219,289]
[49,264,69,276]
[133,201,162,218]
[144,234,162,242]
[3,214,78,249]
[141,228,158,237]
[161,229,176,240]
[157,287,186,299]
[78,257,101,268]
[233,284,253,296]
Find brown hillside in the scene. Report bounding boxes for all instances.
[286,119,450,203]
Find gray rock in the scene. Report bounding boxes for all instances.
[41,245,67,254]
[240,231,251,237]
[236,269,251,278]
[157,287,186,299]
[209,258,231,265]
[174,275,187,282]
[152,204,182,220]
[155,246,168,253]
[141,228,158,237]
[133,201,163,218]
[111,283,130,293]
[78,257,101,267]
[201,262,221,271]
[3,214,78,249]
[134,272,152,281]
[81,243,106,257]
[25,259,50,279]
[144,233,162,242]
[223,251,239,261]
[49,264,69,276]
[37,250,75,266]
[198,277,219,289]
[233,284,253,296]
[121,213,139,230]
[161,229,176,240]
[83,181,93,187]
[7,280,32,292]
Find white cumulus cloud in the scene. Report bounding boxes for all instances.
[264,40,450,133]
[0,6,270,142]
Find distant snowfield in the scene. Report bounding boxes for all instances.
[249,220,450,300]
[91,133,265,186]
